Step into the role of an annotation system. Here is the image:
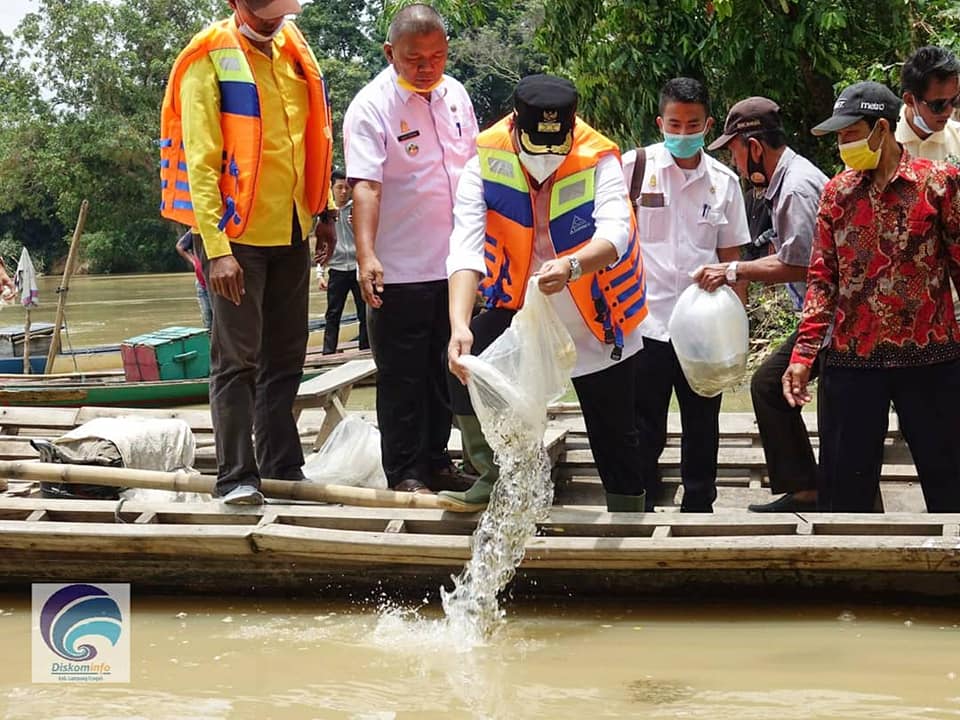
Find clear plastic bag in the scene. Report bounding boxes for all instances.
[667,284,749,398]
[460,278,576,439]
[302,415,387,489]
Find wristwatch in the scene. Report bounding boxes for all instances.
[725,260,739,284]
[567,256,583,283]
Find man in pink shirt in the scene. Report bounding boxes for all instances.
[344,4,478,494]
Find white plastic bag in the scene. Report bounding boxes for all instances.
[302,414,387,489]
[667,284,749,398]
[459,278,576,438]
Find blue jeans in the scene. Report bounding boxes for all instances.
[196,281,213,329]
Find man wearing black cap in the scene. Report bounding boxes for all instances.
[696,97,828,513]
[442,73,649,512]
[783,81,960,513]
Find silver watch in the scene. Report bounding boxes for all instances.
[567,256,583,283]
[725,260,739,284]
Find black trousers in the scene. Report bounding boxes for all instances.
[199,216,309,495]
[819,360,960,512]
[322,268,369,354]
[448,308,645,497]
[635,337,721,512]
[369,280,452,487]
[751,330,821,494]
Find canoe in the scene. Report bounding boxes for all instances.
[0,366,332,408]
[0,406,955,599]
[0,374,213,407]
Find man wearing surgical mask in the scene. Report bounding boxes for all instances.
[784,81,960,513]
[621,77,750,513]
[161,0,334,505]
[443,74,649,512]
[695,97,828,514]
[897,46,960,164]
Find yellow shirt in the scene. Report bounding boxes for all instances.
[180,28,314,258]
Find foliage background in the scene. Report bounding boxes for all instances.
[0,0,957,274]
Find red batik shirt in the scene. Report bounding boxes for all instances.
[791,150,960,368]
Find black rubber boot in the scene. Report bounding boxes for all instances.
[605,490,647,512]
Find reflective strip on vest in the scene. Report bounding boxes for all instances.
[479,149,534,228]
[549,167,596,254]
[209,48,261,118]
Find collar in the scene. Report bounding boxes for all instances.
[764,147,796,201]
[892,147,920,183]
[852,146,919,188]
[895,104,946,145]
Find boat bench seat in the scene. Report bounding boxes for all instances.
[294,359,378,451]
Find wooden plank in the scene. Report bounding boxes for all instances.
[25,509,47,522]
[134,512,158,524]
[0,520,253,555]
[295,359,377,409]
[75,406,213,430]
[384,519,406,534]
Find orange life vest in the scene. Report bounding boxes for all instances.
[477,116,647,359]
[159,19,333,238]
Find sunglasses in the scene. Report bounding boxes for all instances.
[919,93,960,114]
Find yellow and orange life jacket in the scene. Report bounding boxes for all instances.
[159,19,332,237]
[477,116,647,359]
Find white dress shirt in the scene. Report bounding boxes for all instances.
[622,143,750,341]
[895,105,960,163]
[344,66,478,284]
[448,153,643,378]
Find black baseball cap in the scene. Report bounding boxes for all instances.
[707,97,783,151]
[811,81,901,135]
[514,74,578,155]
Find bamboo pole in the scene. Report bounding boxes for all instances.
[0,461,481,511]
[45,199,89,374]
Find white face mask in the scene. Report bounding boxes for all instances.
[519,151,566,184]
[913,103,935,135]
[239,18,285,43]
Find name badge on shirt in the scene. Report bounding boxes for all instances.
[639,192,666,208]
[397,130,420,142]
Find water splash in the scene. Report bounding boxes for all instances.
[440,381,555,643]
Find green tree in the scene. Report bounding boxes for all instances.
[0,0,220,273]
[539,0,960,168]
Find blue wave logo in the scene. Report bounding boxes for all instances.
[39,584,123,661]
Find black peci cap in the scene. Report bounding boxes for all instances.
[514,74,578,155]
[811,81,901,135]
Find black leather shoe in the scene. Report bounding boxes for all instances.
[392,478,433,495]
[425,462,478,492]
[748,493,817,513]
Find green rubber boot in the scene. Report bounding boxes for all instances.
[437,415,499,512]
[605,490,647,512]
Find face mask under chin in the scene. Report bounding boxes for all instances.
[239,18,285,42]
[395,74,444,94]
[912,104,935,135]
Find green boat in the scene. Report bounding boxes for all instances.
[0,372,213,408]
[0,367,327,408]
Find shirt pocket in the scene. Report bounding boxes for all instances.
[694,208,728,249]
[636,194,670,245]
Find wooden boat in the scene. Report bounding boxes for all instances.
[0,350,365,408]
[0,404,956,599]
